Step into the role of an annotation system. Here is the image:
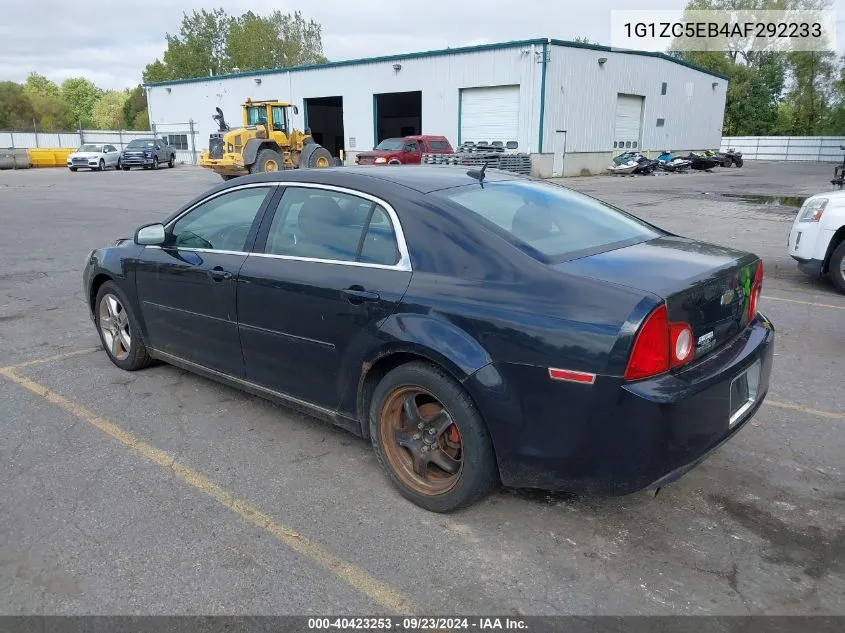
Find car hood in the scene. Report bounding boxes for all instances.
[69,152,102,159]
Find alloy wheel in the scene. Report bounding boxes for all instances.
[379,387,463,496]
[98,293,131,361]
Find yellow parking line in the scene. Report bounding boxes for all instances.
[0,365,415,614]
[0,346,101,372]
[766,399,845,421]
[764,295,845,310]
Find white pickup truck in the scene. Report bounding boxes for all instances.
[788,191,845,293]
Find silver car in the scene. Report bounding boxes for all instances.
[67,144,121,171]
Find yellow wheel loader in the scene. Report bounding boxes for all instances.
[199,99,334,180]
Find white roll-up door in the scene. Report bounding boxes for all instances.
[614,94,644,150]
[460,85,520,144]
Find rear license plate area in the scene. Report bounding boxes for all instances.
[729,360,761,426]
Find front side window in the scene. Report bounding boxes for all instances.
[246,106,267,126]
[440,180,661,261]
[271,106,287,131]
[170,187,272,251]
[404,142,419,153]
[265,187,399,265]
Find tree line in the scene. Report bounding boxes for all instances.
[674,0,845,136]
[0,76,148,132]
[0,8,326,134]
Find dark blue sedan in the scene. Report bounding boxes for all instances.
[83,166,774,512]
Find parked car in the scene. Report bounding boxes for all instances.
[120,138,176,170]
[83,166,774,512]
[67,144,121,171]
[356,135,453,165]
[788,191,845,293]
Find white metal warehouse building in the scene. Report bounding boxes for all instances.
[145,38,728,177]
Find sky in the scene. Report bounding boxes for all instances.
[0,0,843,90]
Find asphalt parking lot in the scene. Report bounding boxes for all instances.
[1,161,843,616]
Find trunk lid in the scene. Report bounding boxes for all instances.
[555,236,760,358]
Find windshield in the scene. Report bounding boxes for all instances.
[126,140,155,149]
[440,181,661,261]
[78,144,103,152]
[375,138,403,151]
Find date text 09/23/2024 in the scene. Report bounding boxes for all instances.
[307,617,527,630]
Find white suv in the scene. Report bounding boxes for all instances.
[788,191,845,293]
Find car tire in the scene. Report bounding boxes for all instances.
[94,281,154,371]
[122,165,130,171]
[98,159,105,171]
[150,158,158,170]
[830,240,845,294]
[168,154,175,168]
[251,148,284,173]
[69,167,77,172]
[388,159,401,165]
[369,361,498,512]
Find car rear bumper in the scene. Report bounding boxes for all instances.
[466,313,775,495]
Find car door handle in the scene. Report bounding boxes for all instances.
[343,286,380,303]
[210,266,233,281]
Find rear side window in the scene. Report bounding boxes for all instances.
[265,187,399,265]
[440,181,660,260]
[427,140,449,150]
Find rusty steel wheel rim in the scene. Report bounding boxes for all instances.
[379,386,463,496]
[264,159,279,172]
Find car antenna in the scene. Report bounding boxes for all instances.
[467,161,488,186]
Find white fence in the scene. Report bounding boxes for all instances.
[720,136,845,162]
[0,121,200,165]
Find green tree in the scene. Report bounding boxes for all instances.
[23,72,74,131]
[785,50,837,135]
[123,85,148,128]
[61,77,103,128]
[92,90,129,129]
[143,8,230,82]
[0,81,35,129]
[132,109,150,130]
[143,8,327,82]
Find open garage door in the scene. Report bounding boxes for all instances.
[460,85,519,144]
[304,96,344,158]
[374,91,421,145]
[613,94,644,150]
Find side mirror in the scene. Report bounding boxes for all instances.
[293,105,299,115]
[135,223,166,246]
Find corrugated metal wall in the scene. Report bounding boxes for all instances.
[543,45,727,154]
[147,43,545,156]
[720,136,845,162]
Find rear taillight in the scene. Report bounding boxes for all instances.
[748,260,763,322]
[624,304,695,381]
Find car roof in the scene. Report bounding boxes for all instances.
[233,165,522,194]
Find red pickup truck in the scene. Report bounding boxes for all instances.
[356,135,453,165]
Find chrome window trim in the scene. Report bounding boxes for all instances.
[151,181,412,272]
[164,182,280,230]
[263,182,412,272]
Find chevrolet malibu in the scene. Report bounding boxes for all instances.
[83,167,774,512]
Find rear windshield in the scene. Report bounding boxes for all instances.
[126,139,155,149]
[440,180,661,260]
